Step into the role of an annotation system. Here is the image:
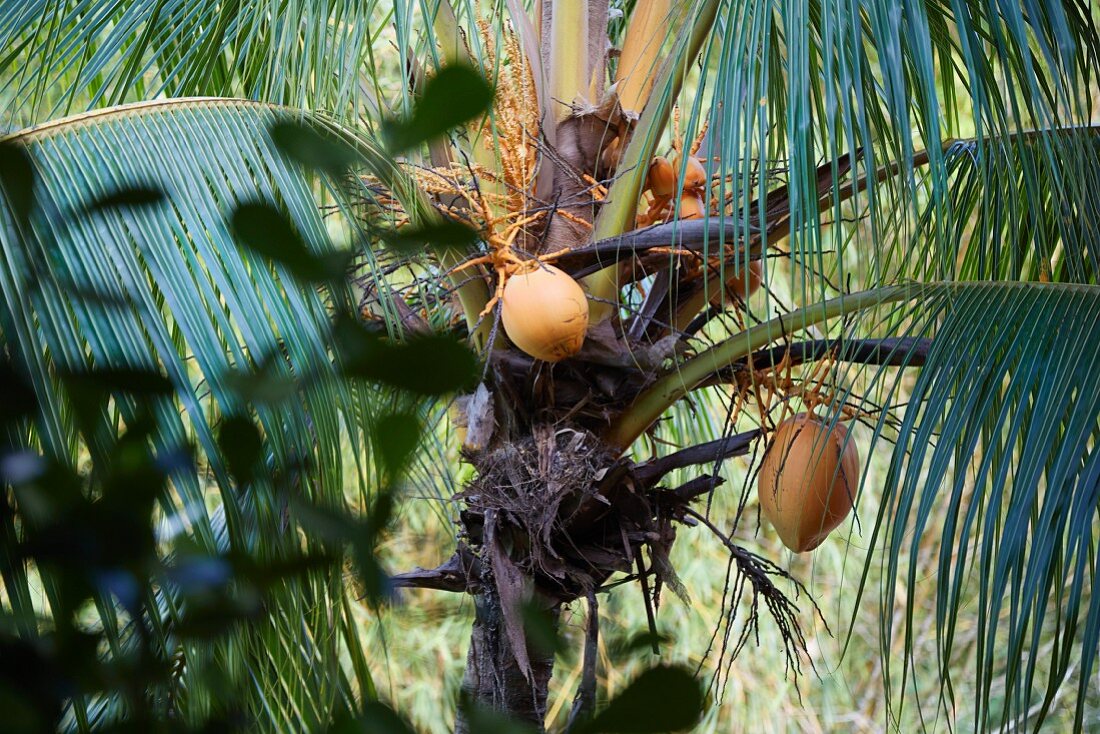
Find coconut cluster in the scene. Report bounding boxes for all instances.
[645,155,763,302]
[648,154,709,220]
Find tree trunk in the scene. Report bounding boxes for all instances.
[455,586,559,733]
[451,426,615,732]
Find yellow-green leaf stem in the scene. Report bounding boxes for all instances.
[615,0,672,114]
[605,284,917,451]
[547,2,590,120]
[584,1,719,321]
[430,0,470,67]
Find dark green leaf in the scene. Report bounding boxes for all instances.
[382,65,494,152]
[174,587,264,640]
[583,666,703,733]
[327,702,416,734]
[218,415,263,485]
[0,635,66,734]
[59,370,172,442]
[291,499,360,546]
[59,284,134,308]
[380,220,479,255]
[83,186,164,213]
[608,630,674,659]
[236,553,340,588]
[0,141,34,226]
[0,358,36,426]
[335,318,479,396]
[373,413,421,478]
[359,701,417,734]
[456,695,538,734]
[290,497,394,604]
[271,120,361,177]
[521,602,568,660]
[231,201,350,283]
[61,368,174,396]
[222,367,301,405]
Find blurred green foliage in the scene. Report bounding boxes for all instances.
[0,123,477,730]
[0,69,704,733]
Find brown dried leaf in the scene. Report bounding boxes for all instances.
[464,383,496,451]
[486,511,533,681]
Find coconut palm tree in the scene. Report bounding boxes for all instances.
[2,1,1099,732]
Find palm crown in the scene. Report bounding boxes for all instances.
[1,1,1099,731]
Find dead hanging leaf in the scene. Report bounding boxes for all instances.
[575,319,631,365]
[464,383,496,451]
[649,542,691,607]
[485,511,533,681]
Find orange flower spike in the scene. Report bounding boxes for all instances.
[689,119,711,156]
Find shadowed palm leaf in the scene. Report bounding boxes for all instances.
[1,100,377,730]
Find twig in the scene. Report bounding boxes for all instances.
[681,506,824,691]
[389,546,481,593]
[632,431,760,487]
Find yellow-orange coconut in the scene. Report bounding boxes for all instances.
[648,156,676,197]
[672,154,708,191]
[501,264,589,362]
[677,193,708,220]
[713,261,763,302]
[757,413,859,552]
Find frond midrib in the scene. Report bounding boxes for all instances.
[3,97,284,142]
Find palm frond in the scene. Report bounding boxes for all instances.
[620,273,1100,728]
[907,128,1100,285]
[670,0,1099,307]
[848,283,1100,731]
[0,0,391,128]
[0,99,377,730]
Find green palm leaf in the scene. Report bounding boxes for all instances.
[0,0,391,128]
[607,2,1100,720]
[909,129,1100,284]
[641,279,1100,729]
[848,283,1100,731]
[656,1,1099,303]
[0,99,375,731]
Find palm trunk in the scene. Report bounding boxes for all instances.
[449,420,624,732]
[455,587,559,733]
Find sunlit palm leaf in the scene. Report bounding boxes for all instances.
[0,0,390,128]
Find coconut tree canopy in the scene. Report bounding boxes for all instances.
[1,1,1099,731]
